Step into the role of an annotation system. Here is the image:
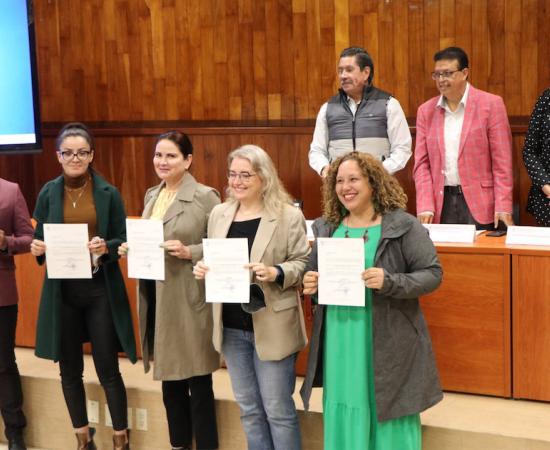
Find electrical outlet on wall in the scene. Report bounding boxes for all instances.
[87,400,99,424]
[135,408,148,431]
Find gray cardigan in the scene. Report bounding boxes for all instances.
[300,208,443,421]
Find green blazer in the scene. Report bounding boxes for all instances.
[33,171,137,363]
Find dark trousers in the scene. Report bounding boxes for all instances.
[0,305,26,441]
[441,186,493,230]
[60,276,128,431]
[162,375,218,449]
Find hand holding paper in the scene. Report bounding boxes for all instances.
[362,267,384,290]
[203,238,249,303]
[317,237,365,307]
[303,271,320,295]
[126,218,165,280]
[43,223,92,279]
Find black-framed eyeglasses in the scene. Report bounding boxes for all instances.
[431,69,462,80]
[58,150,92,161]
[227,171,257,182]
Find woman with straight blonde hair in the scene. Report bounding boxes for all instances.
[194,144,310,450]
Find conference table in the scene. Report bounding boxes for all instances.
[419,233,550,401]
[419,234,512,397]
[13,233,550,401]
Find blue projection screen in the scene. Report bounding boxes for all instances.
[0,0,41,154]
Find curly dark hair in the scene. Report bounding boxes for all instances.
[322,152,407,225]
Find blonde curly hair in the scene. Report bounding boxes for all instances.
[322,152,407,225]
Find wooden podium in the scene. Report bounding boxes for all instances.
[511,245,550,401]
[420,235,512,397]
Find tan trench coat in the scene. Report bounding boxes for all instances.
[138,172,220,380]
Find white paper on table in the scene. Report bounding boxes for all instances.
[506,226,550,246]
[43,223,92,279]
[422,224,476,243]
[126,218,165,280]
[317,237,365,307]
[203,238,250,303]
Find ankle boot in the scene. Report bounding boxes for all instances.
[75,427,97,450]
[113,429,130,450]
[8,433,27,450]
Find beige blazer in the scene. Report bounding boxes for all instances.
[138,172,221,380]
[208,201,310,361]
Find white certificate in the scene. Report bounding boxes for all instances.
[43,223,92,279]
[317,238,365,307]
[203,238,249,303]
[126,218,165,280]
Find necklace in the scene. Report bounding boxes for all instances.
[64,176,90,208]
[343,216,370,242]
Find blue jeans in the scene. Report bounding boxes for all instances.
[222,328,301,450]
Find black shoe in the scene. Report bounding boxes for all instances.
[8,434,27,450]
[113,429,130,450]
[75,426,97,450]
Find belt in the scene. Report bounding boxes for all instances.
[444,185,463,195]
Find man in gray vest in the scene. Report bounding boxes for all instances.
[309,47,412,177]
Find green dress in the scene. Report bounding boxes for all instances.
[323,224,421,450]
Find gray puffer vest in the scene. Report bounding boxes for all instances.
[326,85,391,162]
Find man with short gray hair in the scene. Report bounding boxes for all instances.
[309,47,412,177]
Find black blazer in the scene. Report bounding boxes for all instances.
[523,88,550,226]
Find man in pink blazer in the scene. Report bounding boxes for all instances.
[413,47,513,228]
[0,177,33,450]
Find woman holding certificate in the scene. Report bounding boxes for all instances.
[119,131,221,450]
[301,152,443,450]
[193,144,310,450]
[30,122,134,450]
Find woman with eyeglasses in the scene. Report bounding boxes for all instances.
[300,152,443,450]
[30,122,135,450]
[119,131,221,450]
[193,144,310,450]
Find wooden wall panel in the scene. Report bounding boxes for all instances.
[30,1,550,122]
[504,0,522,115]
[2,122,529,227]
[20,128,324,220]
[0,1,547,226]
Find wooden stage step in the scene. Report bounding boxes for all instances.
[1,348,549,450]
